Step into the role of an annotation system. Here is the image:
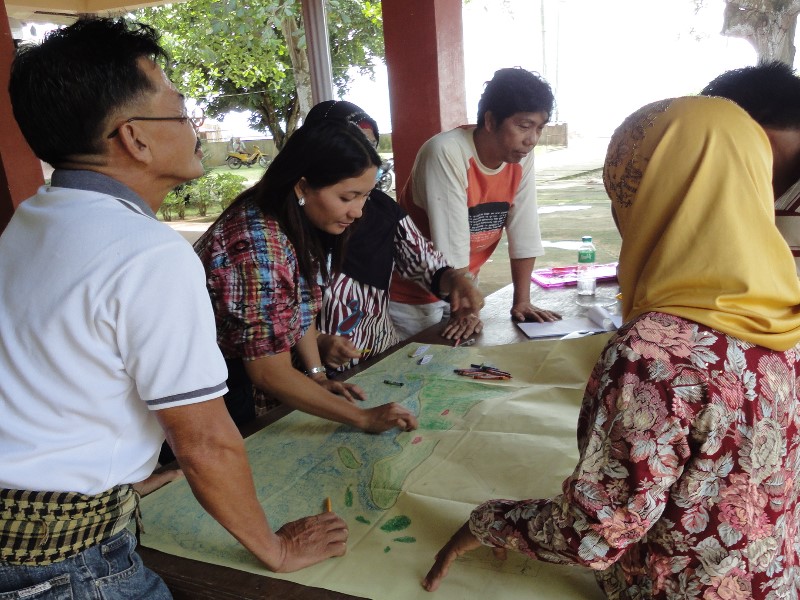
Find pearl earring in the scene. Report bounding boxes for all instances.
[298,196,305,207]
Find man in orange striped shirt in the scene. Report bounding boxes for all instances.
[389,67,562,338]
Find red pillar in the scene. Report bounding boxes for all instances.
[0,2,44,234]
[382,0,466,192]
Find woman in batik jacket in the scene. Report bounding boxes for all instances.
[195,120,417,434]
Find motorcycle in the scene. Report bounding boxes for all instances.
[226,145,271,169]
[376,157,395,193]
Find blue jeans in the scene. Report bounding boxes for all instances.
[0,530,172,599]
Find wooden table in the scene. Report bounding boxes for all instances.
[138,281,619,599]
[410,281,620,348]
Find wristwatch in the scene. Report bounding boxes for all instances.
[307,365,326,376]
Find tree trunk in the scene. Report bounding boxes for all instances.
[280,14,314,119]
[256,92,286,149]
[255,93,299,150]
[721,0,800,64]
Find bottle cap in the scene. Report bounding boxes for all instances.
[582,236,592,242]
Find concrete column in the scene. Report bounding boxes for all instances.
[301,0,334,105]
[0,0,44,233]
[382,0,466,192]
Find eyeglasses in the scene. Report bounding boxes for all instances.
[107,107,205,139]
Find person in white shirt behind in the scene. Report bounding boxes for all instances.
[702,62,800,274]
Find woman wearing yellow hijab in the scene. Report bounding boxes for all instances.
[423,96,800,599]
[606,96,800,350]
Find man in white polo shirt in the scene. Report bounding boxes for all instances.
[0,17,347,599]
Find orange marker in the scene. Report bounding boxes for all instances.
[324,497,332,512]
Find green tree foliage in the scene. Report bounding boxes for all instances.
[136,0,384,147]
[160,171,248,221]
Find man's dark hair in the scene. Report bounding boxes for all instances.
[701,61,800,129]
[477,67,555,128]
[9,17,167,165]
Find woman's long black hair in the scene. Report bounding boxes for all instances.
[220,119,381,283]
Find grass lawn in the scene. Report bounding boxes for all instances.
[478,167,620,296]
[208,163,267,186]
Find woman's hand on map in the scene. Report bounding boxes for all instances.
[271,511,349,572]
[360,403,418,433]
[318,379,366,403]
[422,522,506,591]
[441,309,483,340]
[318,334,362,368]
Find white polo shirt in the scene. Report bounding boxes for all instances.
[0,170,228,495]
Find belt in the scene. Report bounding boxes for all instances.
[0,485,138,565]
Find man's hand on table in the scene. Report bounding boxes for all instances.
[510,301,561,323]
[271,511,349,572]
[422,522,507,591]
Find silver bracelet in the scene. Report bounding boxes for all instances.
[307,365,326,376]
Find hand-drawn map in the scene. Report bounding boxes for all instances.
[140,336,611,599]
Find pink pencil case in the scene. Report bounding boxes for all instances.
[531,262,618,288]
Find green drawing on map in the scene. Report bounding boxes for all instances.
[393,536,416,543]
[345,485,353,507]
[139,344,517,555]
[337,446,361,469]
[380,515,411,532]
[139,344,509,560]
[384,546,391,553]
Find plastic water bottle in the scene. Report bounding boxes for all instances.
[577,236,596,296]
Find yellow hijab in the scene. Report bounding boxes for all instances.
[603,96,800,351]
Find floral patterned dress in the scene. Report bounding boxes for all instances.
[470,312,800,599]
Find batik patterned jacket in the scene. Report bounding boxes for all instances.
[195,198,321,360]
[471,312,800,600]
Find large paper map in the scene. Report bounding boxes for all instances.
[140,336,611,599]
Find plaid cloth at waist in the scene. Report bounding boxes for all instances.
[0,485,138,565]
